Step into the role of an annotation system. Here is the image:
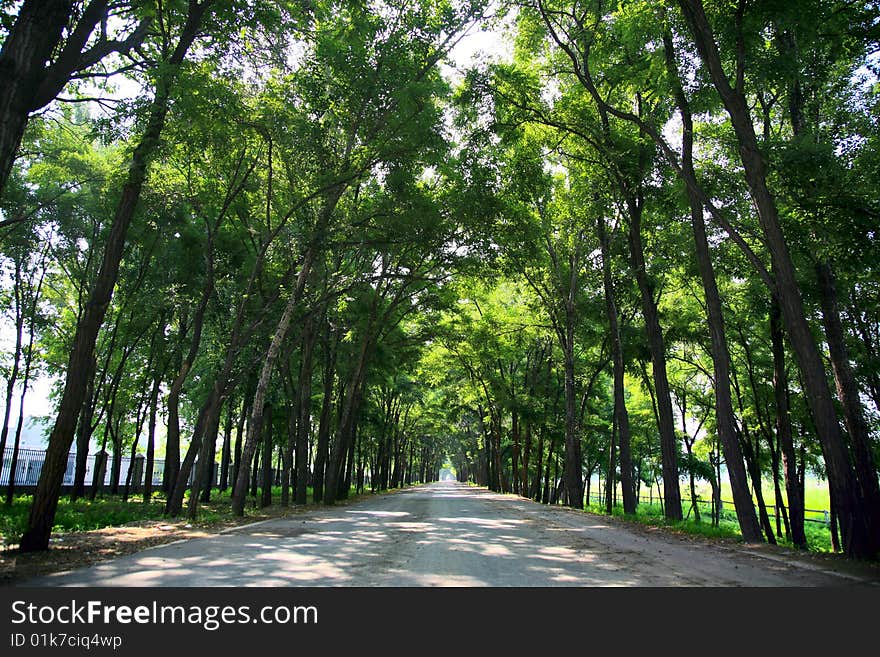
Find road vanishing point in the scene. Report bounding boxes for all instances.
[24,482,880,587]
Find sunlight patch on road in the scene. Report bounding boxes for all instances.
[387,522,435,532]
[346,510,411,517]
[478,544,511,557]
[399,572,490,587]
[436,516,523,529]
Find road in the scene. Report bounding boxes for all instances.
[25,482,878,586]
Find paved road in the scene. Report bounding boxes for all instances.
[25,482,877,586]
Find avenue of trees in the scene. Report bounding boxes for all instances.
[1,0,878,560]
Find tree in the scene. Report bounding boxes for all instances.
[19,0,216,552]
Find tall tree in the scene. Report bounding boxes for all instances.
[19,0,215,552]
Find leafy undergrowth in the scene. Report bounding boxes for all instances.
[585,500,835,554]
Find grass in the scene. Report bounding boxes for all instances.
[0,495,167,544]
[584,496,835,553]
[693,476,831,521]
[0,484,369,545]
[585,473,836,553]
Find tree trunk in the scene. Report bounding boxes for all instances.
[71,377,96,501]
[0,273,23,495]
[281,392,296,507]
[230,283,303,516]
[5,409,25,503]
[598,213,636,514]
[325,333,372,505]
[144,367,161,503]
[312,325,337,503]
[736,404,777,545]
[219,400,233,492]
[521,422,531,499]
[770,301,806,547]
[562,322,582,508]
[532,427,544,501]
[165,383,218,516]
[605,414,617,514]
[231,183,343,515]
[166,212,219,501]
[163,321,186,495]
[511,410,520,495]
[183,386,226,519]
[260,402,273,508]
[199,416,220,503]
[231,396,248,496]
[250,443,260,498]
[296,315,316,505]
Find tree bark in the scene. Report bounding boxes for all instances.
[260,403,273,508]
[70,376,96,501]
[296,315,316,505]
[561,260,583,508]
[219,400,233,491]
[231,183,342,515]
[143,365,161,504]
[230,284,304,516]
[0,264,23,488]
[18,1,212,551]
[231,396,249,494]
[312,323,338,503]
[180,384,224,519]
[770,301,806,547]
[597,213,636,514]
[324,330,373,505]
[605,414,617,514]
[198,414,220,503]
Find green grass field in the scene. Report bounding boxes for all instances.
[586,475,835,553]
[693,476,831,522]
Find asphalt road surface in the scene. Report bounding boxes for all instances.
[25,482,878,586]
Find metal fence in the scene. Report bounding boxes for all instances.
[0,447,168,489]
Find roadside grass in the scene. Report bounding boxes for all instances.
[585,497,834,553]
[693,477,831,522]
[0,495,167,544]
[0,484,373,545]
[581,474,834,553]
